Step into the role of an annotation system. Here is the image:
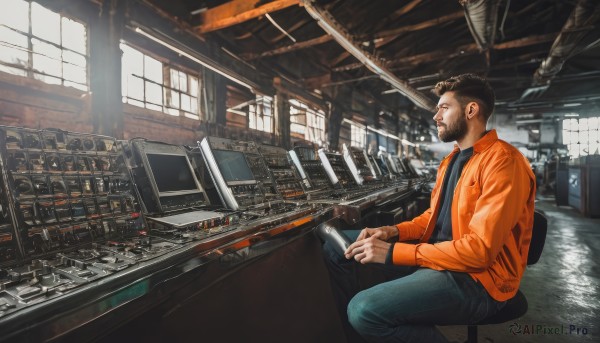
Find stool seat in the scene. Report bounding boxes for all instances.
[476,290,528,325]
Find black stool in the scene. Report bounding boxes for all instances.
[465,211,548,343]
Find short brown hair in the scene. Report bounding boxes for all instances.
[433,73,495,121]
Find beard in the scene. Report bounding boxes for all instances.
[438,115,468,142]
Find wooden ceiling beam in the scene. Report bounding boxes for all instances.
[333,32,557,71]
[373,11,464,40]
[329,11,463,68]
[244,34,333,60]
[196,0,300,33]
[390,0,423,20]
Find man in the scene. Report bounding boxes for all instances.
[323,74,536,342]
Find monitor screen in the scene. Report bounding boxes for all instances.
[295,147,316,161]
[147,153,198,193]
[212,149,255,182]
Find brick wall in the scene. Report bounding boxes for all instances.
[0,74,93,134]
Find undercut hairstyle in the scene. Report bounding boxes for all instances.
[433,73,495,121]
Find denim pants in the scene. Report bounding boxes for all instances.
[322,230,506,343]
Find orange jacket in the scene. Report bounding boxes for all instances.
[392,130,536,301]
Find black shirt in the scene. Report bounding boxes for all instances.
[429,147,474,243]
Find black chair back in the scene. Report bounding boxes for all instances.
[527,211,547,265]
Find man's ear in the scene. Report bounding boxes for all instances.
[466,102,479,119]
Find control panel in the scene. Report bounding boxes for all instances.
[290,146,333,192]
[0,126,144,265]
[318,149,358,189]
[346,145,378,182]
[200,137,280,210]
[258,144,306,200]
[123,139,208,214]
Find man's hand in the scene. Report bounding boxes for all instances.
[344,236,393,264]
[356,225,399,241]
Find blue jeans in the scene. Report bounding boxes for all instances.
[322,230,506,343]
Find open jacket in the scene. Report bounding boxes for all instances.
[393,129,536,301]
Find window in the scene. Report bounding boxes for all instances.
[121,43,201,120]
[290,99,326,145]
[562,116,600,158]
[249,95,273,133]
[0,0,88,90]
[350,123,366,148]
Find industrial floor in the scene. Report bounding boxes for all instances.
[439,197,600,343]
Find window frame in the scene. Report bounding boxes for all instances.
[290,99,326,145]
[0,0,89,91]
[121,42,202,120]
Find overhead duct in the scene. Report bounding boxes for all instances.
[300,0,436,112]
[461,0,501,51]
[532,0,600,87]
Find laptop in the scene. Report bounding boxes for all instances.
[147,210,225,228]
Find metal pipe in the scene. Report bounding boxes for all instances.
[532,0,600,86]
[300,0,436,112]
[461,0,502,51]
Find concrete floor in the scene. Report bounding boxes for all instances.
[439,197,600,343]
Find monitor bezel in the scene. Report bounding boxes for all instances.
[133,140,206,209]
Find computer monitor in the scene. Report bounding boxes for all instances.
[211,149,255,184]
[146,153,199,195]
[131,140,206,212]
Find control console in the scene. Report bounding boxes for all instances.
[258,144,306,200]
[0,126,144,265]
[200,137,280,210]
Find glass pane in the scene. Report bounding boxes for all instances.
[32,3,61,44]
[121,44,143,76]
[127,76,143,100]
[63,50,86,68]
[581,130,590,144]
[589,117,599,130]
[62,17,86,54]
[181,93,191,112]
[63,62,86,84]
[190,76,198,96]
[145,81,163,105]
[0,0,29,32]
[170,69,179,89]
[291,123,305,134]
[590,129,599,143]
[562,131,570,145]
[257,116,264,131]
[249,112,255,129]
[144,55,162,83]
[170,90,180,108]
[263,103,272,117]
[33,39,61,59]
[571,131,579,143]
[178,72,187,93]
[190,96,198,114]
[33,55,61,77]
[264,116,272,133]
[0,26,28,48]
[0,42,28,66]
